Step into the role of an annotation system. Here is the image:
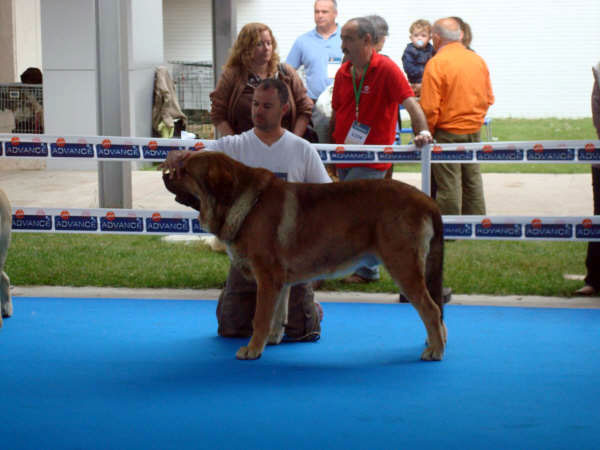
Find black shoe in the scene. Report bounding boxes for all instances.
[442,287,452,304]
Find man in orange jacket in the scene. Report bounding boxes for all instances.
[420,17,494,215]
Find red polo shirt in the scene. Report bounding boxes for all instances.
[332,52,414,170]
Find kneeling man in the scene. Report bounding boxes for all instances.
[166,78,331,341]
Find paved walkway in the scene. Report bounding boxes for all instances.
[0,169,594,216]
[11,286,599,309]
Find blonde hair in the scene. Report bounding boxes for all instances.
[224,23,280,74]
[409,19,432,35]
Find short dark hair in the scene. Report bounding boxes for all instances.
[365,15,388,43]
[315,0,337,11]
[349,17,376,42]
[20,67,43,84]
[256,78,289,105]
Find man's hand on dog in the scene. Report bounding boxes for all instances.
[159,150,194,179]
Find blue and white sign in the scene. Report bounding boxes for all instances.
[51,143,94,158]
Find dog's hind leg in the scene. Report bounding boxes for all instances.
[267,286,289,345]
[0,271,11,327]
[381,251,445,361]
[399,273,444,360]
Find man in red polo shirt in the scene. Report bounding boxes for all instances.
[331,16,432,284]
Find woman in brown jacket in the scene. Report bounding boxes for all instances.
[210,22,313,137]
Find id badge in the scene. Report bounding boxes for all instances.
[344,121,371,145]
[327,57,342,79]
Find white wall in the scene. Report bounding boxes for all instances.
[41,0,99,138]
[163,0,212,62]
[40,0,164,170]
[41,0,165,140]
[125,0,165,139]
[14,0,42,79]
[164,0,600,118]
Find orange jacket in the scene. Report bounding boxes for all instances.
[420,42,494,135]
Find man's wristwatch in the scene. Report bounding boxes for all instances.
[418,130,432,138]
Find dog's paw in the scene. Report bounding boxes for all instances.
[236,346,262,360]
[1,300,13,318]
[421,346,444,361]
[267,327,284,345]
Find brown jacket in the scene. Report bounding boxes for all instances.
[210,63,313,132]
[152,66,187,135]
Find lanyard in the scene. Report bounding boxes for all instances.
[351,59,370,121]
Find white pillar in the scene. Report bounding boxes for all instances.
[212,0,236,86]
[40,0,164,208]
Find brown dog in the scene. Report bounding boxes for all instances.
[162,151,446,361]
[0,188,12,328]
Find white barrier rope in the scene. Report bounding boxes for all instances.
[3,134,600,241]
[10,208,600,242]
[2,133,600,163]
[10,207,204,235]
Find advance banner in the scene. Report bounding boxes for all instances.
[2,133,600,163]
[11,207,600,241]
[443,215,600,241]
[11,207,209,236]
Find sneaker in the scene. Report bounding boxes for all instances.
[314,301,324,322]
[574,285,598,296]
[442,287,452,304]
[343,274,376,284]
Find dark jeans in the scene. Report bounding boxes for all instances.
[216,265,320,341]
[585,166,600,290]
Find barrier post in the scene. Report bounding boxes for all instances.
[421,143,431,196]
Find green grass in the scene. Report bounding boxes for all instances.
[6,234,587,297]
[8,234,229,289]
[5,118,595,297]
[317,241,586,297]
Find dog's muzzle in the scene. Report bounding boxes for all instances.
[162,172,201,210]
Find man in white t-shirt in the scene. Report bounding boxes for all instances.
[165,78,330,341]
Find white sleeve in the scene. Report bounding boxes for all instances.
[202,135,240,160]
[304,144,332,183]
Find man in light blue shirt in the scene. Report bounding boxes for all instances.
[286,0,343,101]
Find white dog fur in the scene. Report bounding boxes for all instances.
[0,188,13,328]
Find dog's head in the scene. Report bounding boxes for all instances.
[162,151,239,208]
[162,150,273,239]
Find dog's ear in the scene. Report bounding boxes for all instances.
[186,154,235,204]
[206,162,234,195]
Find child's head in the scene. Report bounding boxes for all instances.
[409,19,431,49]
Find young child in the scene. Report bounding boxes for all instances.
[401,19,434,97]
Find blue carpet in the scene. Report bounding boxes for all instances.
[1,297,599,450]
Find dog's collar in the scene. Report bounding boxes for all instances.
[218,181,267,243]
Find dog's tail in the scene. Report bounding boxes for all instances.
[425,209,444,320]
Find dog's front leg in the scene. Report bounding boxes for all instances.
[267,286,289,345]
[236,277,283,360]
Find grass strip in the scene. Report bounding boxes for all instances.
[7,234,586,297]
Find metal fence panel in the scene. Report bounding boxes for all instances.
[170,61,213,111]
[0,83,44,134]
